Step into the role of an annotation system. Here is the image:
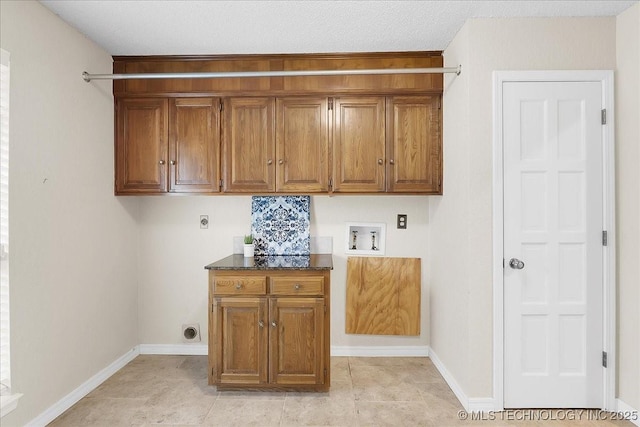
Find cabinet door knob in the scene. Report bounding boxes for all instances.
[378,159,384,165]
[271,321,277,328]
[294,284,301,290]
[278,159,284,165]
[170,160,176,165]
[258,320,264,328]
[159,160,166,165]
[389,159,395,165]
[235,283,243,290]
[267,159,273,165]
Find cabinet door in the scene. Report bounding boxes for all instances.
[269,297,325,386]
[169,98,220,192]
[213,297,268,385]
[115,98,168,193]
[276,97,329,192]
[333,97,386,192]
[222,97,275,192]
[386,96,442,193]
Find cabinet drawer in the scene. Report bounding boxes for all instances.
[214,277,267,295]
[270,277,324,296]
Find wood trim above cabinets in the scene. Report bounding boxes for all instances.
[112,51,443,96]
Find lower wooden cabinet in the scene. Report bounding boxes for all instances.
[209,270,330,391]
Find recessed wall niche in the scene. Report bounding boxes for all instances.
[345,222,386,256]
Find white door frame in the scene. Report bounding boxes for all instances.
[492,70,616,411]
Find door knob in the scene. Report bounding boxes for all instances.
[509,258,525,270]
[271,321,277,328]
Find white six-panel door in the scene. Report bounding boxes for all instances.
[503,81,603,408]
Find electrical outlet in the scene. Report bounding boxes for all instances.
[397,214,407,229]
[200,215,209,229]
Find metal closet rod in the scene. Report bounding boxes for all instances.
[82,65,462,82]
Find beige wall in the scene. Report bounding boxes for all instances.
[437,17,617,398]
[0,1,139,425]
[616,2,640,411]
[137,195,430,348]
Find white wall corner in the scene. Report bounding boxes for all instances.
[617,399,640,426]
[428,347,496,413]
[330,345,429,357]
[139,343,208,356]
[26,346,140,427]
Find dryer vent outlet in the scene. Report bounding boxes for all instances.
[182,323,201,343]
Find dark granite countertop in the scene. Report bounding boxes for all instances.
[204,254,333,271]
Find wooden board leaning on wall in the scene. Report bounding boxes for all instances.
[346,257,421,336]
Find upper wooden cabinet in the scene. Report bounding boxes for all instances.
[386,96,442,193]
[113,52,443,196]
[170,98,220,192]
[333,97,386,192]
[276,97,329,192]
[116,97,220,194]
[116,98,168,193]
[222,97,275,192]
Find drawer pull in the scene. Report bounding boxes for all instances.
[235,283,243,290]
[258,320,264,328]
[294,284,301,290]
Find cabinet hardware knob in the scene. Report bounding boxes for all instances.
[159,160,166,165]
[235,283,243,290]
[267,159,273,165]
[258,320,264,328]
[389,159,395,165]
[271,321,277,328]
[278,159,284,165]
[294,284,301,290]
[170,160,176,165]
[378,159,383,165]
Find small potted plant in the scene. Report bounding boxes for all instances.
[243,234,255,257]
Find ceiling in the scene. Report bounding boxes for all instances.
[40,0,637,56]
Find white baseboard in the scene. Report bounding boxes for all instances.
[428,347,495,412]
[139,343,208,355]
[331,345,429,357]
[617,399,640,426]
[26,346,140,427]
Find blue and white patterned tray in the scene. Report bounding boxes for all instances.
[251,196,311,256]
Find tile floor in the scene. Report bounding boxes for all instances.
[49,355,633,426]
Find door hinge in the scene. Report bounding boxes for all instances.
[602,351,607,368]
[219,179,224,189]
[220,100,224,112]
[324,368,327,381]
[328,178,333,189]
[211,303,214,312]
[324,304,327,313]
[328,98,333,110]
[601,109,606,125]
[602,230,608,246]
